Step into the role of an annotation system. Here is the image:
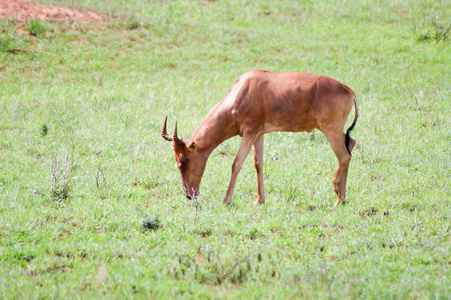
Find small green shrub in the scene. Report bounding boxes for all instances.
[141,217,160,231]
[50,185,71,202]
[413,20,450,42]
[0,35,17,52]
[30,19,47,37]
[40,124,48,137]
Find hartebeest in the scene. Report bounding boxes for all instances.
[162,70,358,207]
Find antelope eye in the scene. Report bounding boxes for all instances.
[178,157,188,170]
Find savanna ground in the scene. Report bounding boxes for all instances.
[0,0,450,298]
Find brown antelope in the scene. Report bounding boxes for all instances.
[162,70,358,207]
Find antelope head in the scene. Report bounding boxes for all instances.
[161,117,205,200]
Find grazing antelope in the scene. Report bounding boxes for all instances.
[162,70,358,207]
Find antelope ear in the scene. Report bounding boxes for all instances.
[187,141,197,152]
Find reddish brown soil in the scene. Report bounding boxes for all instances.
[0,0,104,22]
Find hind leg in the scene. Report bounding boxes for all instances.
[253,135,265,205]
[323,131,353,207]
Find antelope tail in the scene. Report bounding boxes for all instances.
[345,97,359,155]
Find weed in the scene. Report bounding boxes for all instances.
[175,252,257,285]
[95,162,108,189]
[286,183,299,202]
[141,216,160,231]
[29,19,46,37]
[50,154,77,202]
[358,206,378,218]
[126,19,142,30]
[413,19,451,42]
[40,124,48,137]
[69,20,91,33]
[0,35,17,52]
[248,228,260,239]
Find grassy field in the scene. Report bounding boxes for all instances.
[1,0,450,298]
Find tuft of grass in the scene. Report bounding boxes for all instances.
[50,155,77,202]
[0,35,17,52]
[29,19,47,37]
[175,252,258,285]
[40,124,48,137]
[141,216,160,231]
[413,19,451,42]
[126,19,142,30]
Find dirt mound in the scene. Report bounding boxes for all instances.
[0,0,104,22]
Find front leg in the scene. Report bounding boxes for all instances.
[253,135,265,205]
[223,134,257,205]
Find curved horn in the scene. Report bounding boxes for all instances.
[173,121,184,145]
[161,116,174,142]
[173,121,181,142]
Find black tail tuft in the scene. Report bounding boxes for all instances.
[345,97,359,155]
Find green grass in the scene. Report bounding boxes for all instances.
[29,19,47,37]
[0,0,450,298]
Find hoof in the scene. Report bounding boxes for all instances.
[254,200,265,206]
[333,199,346,208]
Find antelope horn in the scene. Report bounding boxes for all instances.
[161,116,174,141]
[173,121,182,143]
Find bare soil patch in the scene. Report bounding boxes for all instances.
[0,0,104,22]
